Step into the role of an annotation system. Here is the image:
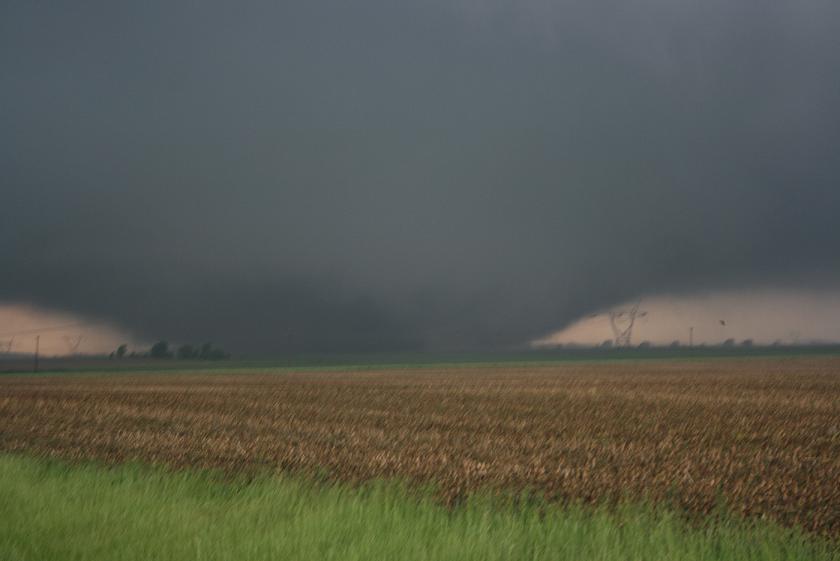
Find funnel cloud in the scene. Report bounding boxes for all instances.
[2,1,839,353]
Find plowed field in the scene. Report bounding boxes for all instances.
[1,357,838,535]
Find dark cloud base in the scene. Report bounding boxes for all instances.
[2,0,839,353]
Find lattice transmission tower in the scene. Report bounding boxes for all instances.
[0,337,13,354]
[63,334,84,355]
[607,300,647,347]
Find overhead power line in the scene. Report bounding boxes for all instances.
[0,322,91,338]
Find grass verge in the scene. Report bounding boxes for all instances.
[0,454,834,561]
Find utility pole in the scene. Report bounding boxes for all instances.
[689,327,694,348]
[34,335,40,373]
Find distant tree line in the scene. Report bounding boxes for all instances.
[173,342,229,360]
[110,341,229,360]
[592,338,759,349]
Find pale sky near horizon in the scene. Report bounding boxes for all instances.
[535,289,840,347]
[0,304,141,357]
[3,287,839,356]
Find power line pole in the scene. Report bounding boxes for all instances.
[689,326,694,348]
[34,335,40,373]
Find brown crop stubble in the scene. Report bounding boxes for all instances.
[0,357,838,536]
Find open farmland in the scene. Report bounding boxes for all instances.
[1,357,838,537]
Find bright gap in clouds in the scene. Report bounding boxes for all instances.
[0,304,142,357]
[534,289,840,347]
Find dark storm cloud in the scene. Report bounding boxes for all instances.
[2,0,839,353]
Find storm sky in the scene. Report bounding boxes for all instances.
[2,0,839,353]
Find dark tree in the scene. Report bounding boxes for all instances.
[116,344,128,358]
[198,342,229,360]
[149,340,172,358]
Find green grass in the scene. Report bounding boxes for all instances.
[0,455,835,561]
